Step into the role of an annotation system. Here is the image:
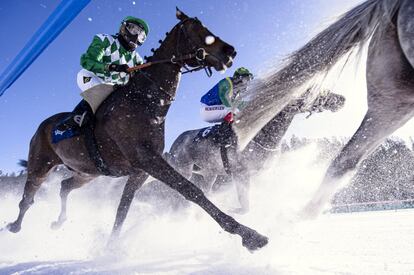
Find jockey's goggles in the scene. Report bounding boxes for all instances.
[235,74,253,84]
[126,22,147,44]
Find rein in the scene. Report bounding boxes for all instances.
[127,48,207,73]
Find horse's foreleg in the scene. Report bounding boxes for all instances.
[110,171,148,238]
[51,174,92,230]
[303,106,414,218]
[130,147,268,251]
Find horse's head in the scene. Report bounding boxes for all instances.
[287,91,346,115]
[174,8,236,71]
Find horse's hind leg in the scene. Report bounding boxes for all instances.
[7,133,61,232]
[303,104,414,218]
[51,173,93,230]
[110,171,148,239]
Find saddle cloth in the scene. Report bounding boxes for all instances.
[51,115,81,144]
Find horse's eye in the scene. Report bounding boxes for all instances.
[205,35,215,46]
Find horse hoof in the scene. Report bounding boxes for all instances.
[239,226,268,251]
[300,202,322,220]
[106,233,122,252]
[50,220,64,230]
[6,222,21,233]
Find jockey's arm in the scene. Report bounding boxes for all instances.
[217,78,233,108]
[80,35,107,74]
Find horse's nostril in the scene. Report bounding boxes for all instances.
[232,51,237,58]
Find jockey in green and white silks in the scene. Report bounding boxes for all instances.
[200,67,253,123]
[77,33,143,91]
[57,16,149,131]
[78,16,149,111]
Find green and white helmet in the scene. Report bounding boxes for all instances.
[119,16,150,50]
[233,67,253,79]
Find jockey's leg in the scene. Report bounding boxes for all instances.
[57,69,113,131]
[200,103,230,123]
[56,100,93,131]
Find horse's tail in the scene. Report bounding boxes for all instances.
[18,159,28,169]
[235,0,402,148]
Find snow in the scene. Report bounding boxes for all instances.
[1,145,414,274]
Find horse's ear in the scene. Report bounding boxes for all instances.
[176,7,189,21]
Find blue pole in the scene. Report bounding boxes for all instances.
[0,0,91,97]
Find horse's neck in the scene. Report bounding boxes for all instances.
[143,28,182,97]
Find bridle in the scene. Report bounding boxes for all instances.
[127,17,217,104]
[174,17,213,77]
[128,17,213,77]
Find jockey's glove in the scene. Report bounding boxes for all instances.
[106,64,130,73]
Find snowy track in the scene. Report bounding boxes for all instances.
[1,209,414,274]
[1,146,414,274]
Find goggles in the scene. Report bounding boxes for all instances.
[234,74,253,84]
[126,22,147,44]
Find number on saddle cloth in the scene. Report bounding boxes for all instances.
[193,125,221,143]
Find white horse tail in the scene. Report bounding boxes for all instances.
[234,0,402,148]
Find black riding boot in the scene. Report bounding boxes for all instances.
[215,121,236,147]
[56,100,93,131]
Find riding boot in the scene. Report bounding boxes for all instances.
[56,100,93,131]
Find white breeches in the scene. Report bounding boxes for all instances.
[77,69,114,113]
[200,103,231,123]
[77,69,107,91]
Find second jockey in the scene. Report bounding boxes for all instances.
[200,67,253,144]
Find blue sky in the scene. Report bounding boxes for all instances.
[0,0,364,173]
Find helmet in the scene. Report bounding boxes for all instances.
[233,67,253,80]
[119,16,150,51]
[122,16,149,35]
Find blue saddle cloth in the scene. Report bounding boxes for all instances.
[51,116,81,144]
[193,124,220,142]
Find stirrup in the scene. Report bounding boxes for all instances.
[74,112,87,127]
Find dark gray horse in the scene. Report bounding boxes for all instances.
[7,9,268,251]
[166,91,345,213]
[231,0,414,216]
